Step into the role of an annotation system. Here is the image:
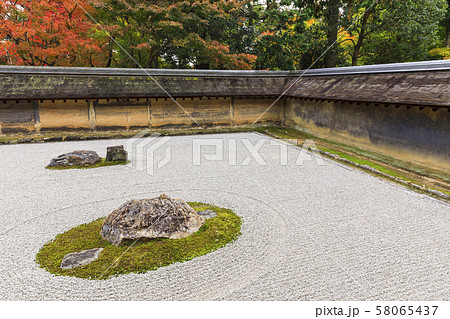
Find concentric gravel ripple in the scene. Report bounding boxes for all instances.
[0,133,448,300]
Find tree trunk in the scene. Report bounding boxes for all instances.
[446,13,450,47]
[325,0,340,68]
[351,52,358,66]
[147,48,160,68]
[352,12,370,66]
[446,0,450,47]
[196,62,210,69]
[106,37,114,67]
[150,56,159,68]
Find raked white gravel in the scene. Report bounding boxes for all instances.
[0,132,448,300]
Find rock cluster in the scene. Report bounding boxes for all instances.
[100,194,205,246]
[48,150,101,167]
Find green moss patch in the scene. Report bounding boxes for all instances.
[259,126,450,184]
[46,158,129,170]
[35,202,241,279]
[259,126,450,200]
[318,147,406,180]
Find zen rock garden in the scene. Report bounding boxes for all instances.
[38,143,241,279]
[46,145,128,169]
[60,195,206,269]
[4,132,447,299]
[36,193,241,278]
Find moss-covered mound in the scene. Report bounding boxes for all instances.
[35,202,241,279]
[46,158,129,170]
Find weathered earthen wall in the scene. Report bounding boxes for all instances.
[0,97,282,133]
[284,98,450,171]
[39,100,90,131]
[94,99,149,129]
[0,101,37,132]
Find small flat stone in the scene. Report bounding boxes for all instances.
[197,209,217,219]
[60,248,103,270]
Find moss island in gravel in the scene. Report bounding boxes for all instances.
[46,158,129,170]
[35,202,241,279]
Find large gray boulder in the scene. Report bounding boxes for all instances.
[48,150,101,167]
[100,194,205,246]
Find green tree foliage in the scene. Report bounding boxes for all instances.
[251,1,302,70]
[297,16,349,69]
[355,0,447,65]
[446,0,450,47]
[91,0,256,69]
[1,0,449,69]
[435,0,450,47]
[291,0,343,68]
[429,0,450,59]
[339,0,385,66]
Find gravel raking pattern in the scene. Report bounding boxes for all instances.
[0,133,448,300]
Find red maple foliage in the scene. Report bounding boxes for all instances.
[0,0,108,66]
[205,40,257,70]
